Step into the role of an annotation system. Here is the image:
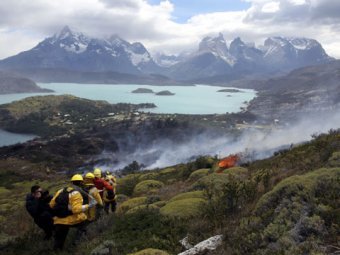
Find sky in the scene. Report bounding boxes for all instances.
[0,0,340,59]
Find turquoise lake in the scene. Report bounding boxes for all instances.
[0,83,256,115]
[0,83,256,146]
[0,129,37,147]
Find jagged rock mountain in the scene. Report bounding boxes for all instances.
[153,52,189,68]
[0,28,334,83]
[166,33,234,80]
[262,37,332,70]
[0,26,160,75]
[166,34,333,81]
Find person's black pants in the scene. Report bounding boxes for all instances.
[54,224,69,250]
[34,214,54,239]
[104,201,116,213]
[53,222,87,250]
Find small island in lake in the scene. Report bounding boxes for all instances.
[155,90,175,96]
[217,88,242,93]
[131,88,154,93]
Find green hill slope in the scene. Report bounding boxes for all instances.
[0,130,339,255]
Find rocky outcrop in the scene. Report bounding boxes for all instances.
[178,235,223,255]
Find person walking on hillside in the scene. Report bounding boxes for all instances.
[83,172,103,222]
[49,174,96,250]
[25,185,54,240]
[93,168,114,217]
[104,171,117,213]
[93,168,114,198]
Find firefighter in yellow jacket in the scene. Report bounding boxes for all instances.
[49,174,96,250]
[83,172,103,221]
[104,171,117,213]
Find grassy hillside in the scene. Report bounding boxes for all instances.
[0,95,155,136]
[0,130,339,255]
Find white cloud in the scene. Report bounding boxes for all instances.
[261,2,280,13]
[0,0,339,59]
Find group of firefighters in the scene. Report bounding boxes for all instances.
[25,168,117,250]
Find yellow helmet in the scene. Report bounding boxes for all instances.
[93,168,102,178]
[85,172,95,179]
[71,174,83,182]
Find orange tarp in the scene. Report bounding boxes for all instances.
[218,154,239,169]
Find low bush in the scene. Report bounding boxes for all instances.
[117,197,148,214]
[133,180,164,196]
[187,169,210,182]
[168,191,205,202]
[160,198,207,219]
[128,248,170,255]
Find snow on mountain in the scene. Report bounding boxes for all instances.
[0,27,333,81]
[0,26,159,74]
[288,38,319,51]
[153,52,190,67]
[47,26,91,54]
[198,33,235,66]
[165,34,333,81]
[262,36,332,69]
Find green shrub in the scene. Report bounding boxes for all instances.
[117,197,148,214]
[255,168,340,215]
[115,194,129,203]
[102,210,186,254]
[328,151,340,167]
[128,248,170,255]
[233,168,340,255]
[0,187,10,196]
[160,198,207,219]
[133,180,164,195]
[126,204,160,215]
[158,168,180,183]
[117,174,141,196]
[192,173,231,191]
[138,172,160,182]
[168,191,205,202]
[152,201,167,208]
[187,169,210,182]
[220,166,248,178]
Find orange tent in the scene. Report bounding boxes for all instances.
[218,154,239,170]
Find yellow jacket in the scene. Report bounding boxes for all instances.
[106,174,117,184]
[86,186,103,221]
[103,188,116,203]
[49,187,88,225]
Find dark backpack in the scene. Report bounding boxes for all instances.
[52,188,73,218]
[81,187,90,205]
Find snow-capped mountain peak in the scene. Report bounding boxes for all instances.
[288,37,319,51]
[199,33,227,53]
[8,26,160,74]
[42,26,91,54]
[56,25,73,40]
[198,33,235,66]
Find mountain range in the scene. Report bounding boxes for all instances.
[0,26,334,83]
